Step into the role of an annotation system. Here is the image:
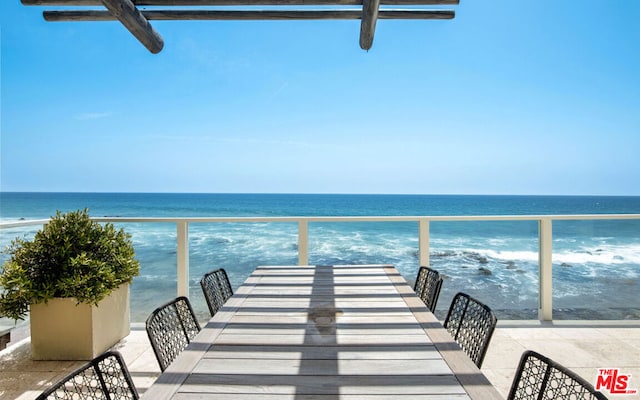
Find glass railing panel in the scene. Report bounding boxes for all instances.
[110,222,180,323]
[552,219,640,320]
[1,227,40,259]
[307,220,419,274]
[188,222,299,322]
[429,220,540,320]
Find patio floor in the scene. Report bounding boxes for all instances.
[1,320,639,400]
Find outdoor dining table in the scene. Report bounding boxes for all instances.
[141,264,503,399]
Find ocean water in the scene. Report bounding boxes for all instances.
[1,193,639,322]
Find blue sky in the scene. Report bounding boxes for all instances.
[1,0,639,195]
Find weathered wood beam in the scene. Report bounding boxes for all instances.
[24,0,458,5]
[379,10,453,18]
[99,0,164,53]
[359,0,379,50]
[43,9,455,21]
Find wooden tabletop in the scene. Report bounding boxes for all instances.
[142,264,503,400]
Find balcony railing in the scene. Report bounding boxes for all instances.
[2,214,639,321]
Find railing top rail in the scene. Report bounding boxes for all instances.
[0,219,50,229]
[2,214,640,229]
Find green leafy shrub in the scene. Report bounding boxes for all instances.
[0,209,140,320]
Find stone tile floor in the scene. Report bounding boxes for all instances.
[1,320,639,400]
[482,320,640,399]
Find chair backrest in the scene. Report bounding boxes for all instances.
[200,268,234,317]
[413,266,444,312]
[507,350,609,400]
[443,292,497,368]
[145,296,201,372]
[36,350,138,400]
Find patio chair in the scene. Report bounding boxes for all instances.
[200,268,234,317]
[507,350,608,400]
[145,296,201,372]
[443,292,497,368]
[36,350,138,400]
[413,266,444,312]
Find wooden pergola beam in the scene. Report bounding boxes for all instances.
[359,0,380,50]
[44,9,455,21]
[99,0,164,53]
[28,0,456,53]
[25,0,458,5]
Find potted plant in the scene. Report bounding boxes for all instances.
[0,208,140,360]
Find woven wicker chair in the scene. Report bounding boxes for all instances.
[145,296,201,372]
[36,350,138,400]
[200,268,234,317]
[443,292,497,368]
[507,350,609,400]
[413,266,444,312]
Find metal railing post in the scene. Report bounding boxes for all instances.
[177,221,189,297]
[298,219,309,266]
[419,219,430,267]
[539,218,553,321]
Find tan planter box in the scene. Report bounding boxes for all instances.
[30,284,130,360]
